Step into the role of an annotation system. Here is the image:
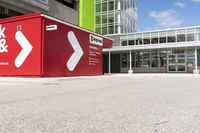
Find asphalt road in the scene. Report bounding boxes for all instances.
[0,74,200,133]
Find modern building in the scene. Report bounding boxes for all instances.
[1,0,199,74]
[95,0,137,35]
[95,0,200,74]
[104,26,200,74]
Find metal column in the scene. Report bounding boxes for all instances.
[128,50,133,74]
[195,47,198,70]
[193,47,199,74]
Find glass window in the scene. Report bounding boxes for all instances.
[108,14,114,23]
[121,1,124,10]
[102,15,107,24]
[129,40,135,45]
[169,66,176,71]
[121,25,125,33]
[151,38,158,44]
[95,27,101,34]
[121,53,128,68]
[152,51,159,67]
[177,34,186,42]
[96,16,101,25]
[187,29,195,41]
[187,34,195,41]
[177,29,185,35]
[115,0,119,9]
[151,32,158,38]
[143,33,150,44]
[102,2,107,12]
[187,28,195,34]
[108,25,114,34]
[151,32,158,44]
[196,28,200,41]
[143,39,150,44]
[115,13,119,22]
[121,40,127,46]
[167,30,176,35]
[159,31,166,43]
[159,31,166,37]
[139,52,143,67]
[102,26,107,35]
[167,30,176,43]
[136,33,142,45]
[108,1,114,10]
[160,51,167,67]
[143,52,150,67]
[114,25,118,34]
[160,37,166,43]
[167,36,176,43]
[96,3,101,12]
[143,33,150,38]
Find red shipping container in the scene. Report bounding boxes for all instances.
[0,12,112,77]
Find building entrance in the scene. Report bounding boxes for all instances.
[167,51,186,72]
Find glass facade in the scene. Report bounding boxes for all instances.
[120,27,200,46]
[116,27,200,73]
[120,50,195,73]
[95,0,137,35]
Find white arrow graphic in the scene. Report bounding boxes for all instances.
[67,31,84,71]
[15,31,33,68]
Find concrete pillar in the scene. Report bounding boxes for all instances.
[193,47,199,74]
[128,51,133,74]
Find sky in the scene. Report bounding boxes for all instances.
[137,0,200,31]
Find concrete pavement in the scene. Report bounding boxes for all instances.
[0,74,200,132]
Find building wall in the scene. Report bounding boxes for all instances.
[0,0,78,25]
[107,35,121,46]
[79,0,95,31]
[0,0,48,13]
[48,0,78,25]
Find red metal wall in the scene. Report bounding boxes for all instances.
[0,14,42,76]
[0,13,112,77]
[42,18,104,76]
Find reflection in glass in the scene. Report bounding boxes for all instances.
[177,34,186,42]
[187,34,195,41]
[168,36,176,43]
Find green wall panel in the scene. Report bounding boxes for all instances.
[79,0,95,31]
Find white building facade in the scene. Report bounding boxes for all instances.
[104,26,200,74]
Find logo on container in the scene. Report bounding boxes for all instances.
[0,25,8,53]
[89,34,103,46]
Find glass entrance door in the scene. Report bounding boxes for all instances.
[167,52,186,72]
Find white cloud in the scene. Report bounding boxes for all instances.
[149,9,182,28]
[174,2,186,8]
[192,0,200,3]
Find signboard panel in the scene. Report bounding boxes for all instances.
[0,16,42,76]
[43,18,104,76]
